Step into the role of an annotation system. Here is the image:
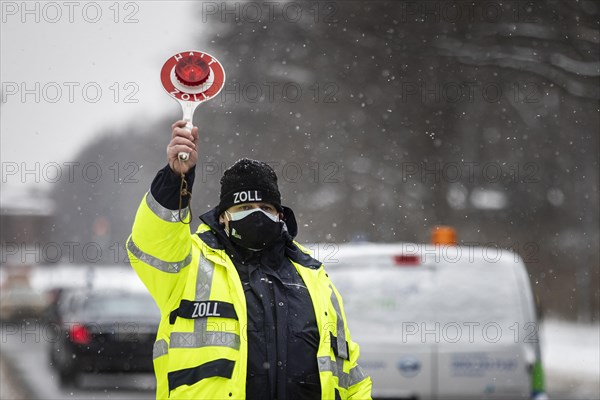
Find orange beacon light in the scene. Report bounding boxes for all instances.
[431,225,458,245]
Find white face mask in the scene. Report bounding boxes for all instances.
[225,208,279,223]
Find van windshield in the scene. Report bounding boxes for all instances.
[328,260,528,340]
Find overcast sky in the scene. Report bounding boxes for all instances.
[1,1,200,189]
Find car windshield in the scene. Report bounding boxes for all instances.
[82,292,160,319]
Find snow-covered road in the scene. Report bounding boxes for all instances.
[541,319,599,399]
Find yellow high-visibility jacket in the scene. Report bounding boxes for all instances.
[127,191,373,399]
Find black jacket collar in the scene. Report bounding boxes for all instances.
[198,206,321,270]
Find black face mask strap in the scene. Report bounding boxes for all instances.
[178,161,192,225]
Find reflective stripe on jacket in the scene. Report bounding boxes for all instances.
[127,191,373,399]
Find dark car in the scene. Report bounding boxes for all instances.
[48,288,160,387]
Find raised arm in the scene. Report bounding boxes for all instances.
[126,121,199,312]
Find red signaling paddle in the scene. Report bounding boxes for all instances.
[160,50,226,161]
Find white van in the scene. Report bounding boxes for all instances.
[313,238,548,400]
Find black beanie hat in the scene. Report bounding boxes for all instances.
[218,158,282,215]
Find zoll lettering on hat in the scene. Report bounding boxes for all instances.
[233,191,263,204]
[160,50,226,161]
